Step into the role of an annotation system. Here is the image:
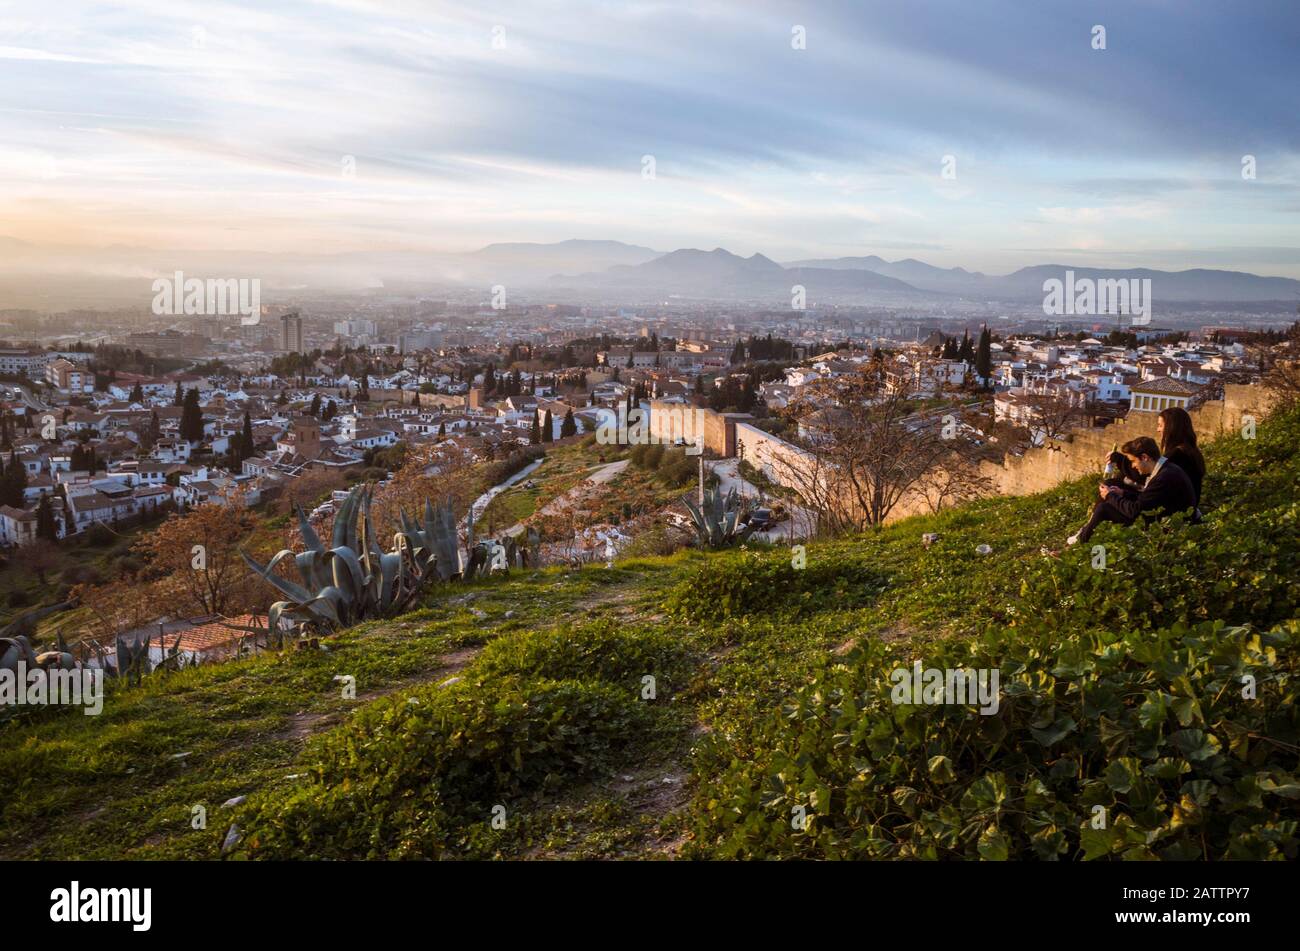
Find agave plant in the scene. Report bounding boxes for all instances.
[682,486,756,549]
[114,633,151,685]
[1,635,77,674]
[459,503,532,576]
[242,485,456,636]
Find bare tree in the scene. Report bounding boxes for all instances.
[1020,384,1089,446]
[1254,321,1300,408]
[779,361,979,532]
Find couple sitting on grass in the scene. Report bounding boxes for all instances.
[1067,406,1206,546]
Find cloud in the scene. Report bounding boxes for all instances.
[0,0,1297,275]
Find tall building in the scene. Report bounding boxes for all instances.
[281,312,304,353]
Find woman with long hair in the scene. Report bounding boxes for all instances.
[1158,406,1205,507]
[1064,407,1206,546]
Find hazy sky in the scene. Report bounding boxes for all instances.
[2,0,1298,276]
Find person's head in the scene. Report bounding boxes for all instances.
[1121,435,1162,475]
[1157,406,1197,455]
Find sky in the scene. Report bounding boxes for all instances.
[2,0,1299,277]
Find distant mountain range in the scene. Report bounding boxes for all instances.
[2,236,1298,310]
[552,247,931,301]
[553,246,1300,303]
[784,256,1300,302]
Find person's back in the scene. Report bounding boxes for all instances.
[1165,444,1204,507]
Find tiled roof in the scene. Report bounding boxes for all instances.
[172,615,266,653]
[1131,376,1203,396]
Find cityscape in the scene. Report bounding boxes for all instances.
[1,0,1298,927]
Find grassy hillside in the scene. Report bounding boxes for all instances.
[2,405,1296,860]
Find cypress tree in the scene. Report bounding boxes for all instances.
[2,454,27,507]
[35,493,58,541]
[541,409,554,443]
[975,327,992,386]
[241,411,255,460]
[180,388,204,443]
[561,408,576,438]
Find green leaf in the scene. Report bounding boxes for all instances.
[927,755,956,784]
[977,825,1009,861]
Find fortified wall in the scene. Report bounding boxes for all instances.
[648,386,1277,527]
[979,383,1275,499]
[400,390,467,411]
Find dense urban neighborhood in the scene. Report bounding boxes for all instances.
[0,317,1268,552]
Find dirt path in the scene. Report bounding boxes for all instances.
[503,459,630,537]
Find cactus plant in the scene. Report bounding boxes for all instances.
[241,485,461,636]
[0,635,36,673]
[114,633,151,685]
[682,486,756,549]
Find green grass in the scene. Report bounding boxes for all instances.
[479,437,628,531]
[2,404,1296,860]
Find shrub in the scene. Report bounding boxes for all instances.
[659,449,696,487]
[475,620,699,693]
[621,524,687,558]
[233,675,655,859]
[482,445,544,487]
[62,564,103,586]
[1013,506,1299,634]
[665,549,888,622]
[115,556,142,579]
[691,618,1300,861]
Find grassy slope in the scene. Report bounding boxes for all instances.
[478,437,627,532]
[1,406,1295,859]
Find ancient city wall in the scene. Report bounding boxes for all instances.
[400,390,467,411]
[653,385,1276,527]
[734,421,816,487]
[979,383,1274,499]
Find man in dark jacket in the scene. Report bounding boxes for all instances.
[1069,436,1197,544]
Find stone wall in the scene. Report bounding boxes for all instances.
[645,400,752,456]
[734,421,817,487]
[977,383,1274,500]
[400,390,467,411]
[655,384,1276,526]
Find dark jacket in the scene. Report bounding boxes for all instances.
[1112,459,1197,523]
[1108,447,1205,507]
[1165,445,1205,507]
